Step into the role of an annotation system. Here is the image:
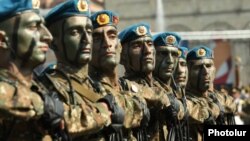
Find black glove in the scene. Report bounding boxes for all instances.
[98,94,125,132]
[40,92,64,130]
[204,111,216,125]
[167,94,180,112]
[133,96,150,126]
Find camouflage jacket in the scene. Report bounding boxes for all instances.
[186,89,220,141]
[124,76,171,141]
[0,68,50,141]
[35,63,111,141]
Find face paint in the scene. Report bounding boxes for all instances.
[188,58,215,92]
[15,12,52,66]
[154,46,178,82]
[174,58,188,88]
[127,36,155,73]
[91,25,120,70]
[62,16,93,65]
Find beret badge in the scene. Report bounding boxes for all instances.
[178,49,182,57]
[97,14,110,25]
[77,0,88,12]
[166,35,176,45]
[32,0,40,9]
[136,26,147,36]
[197,48,206,57]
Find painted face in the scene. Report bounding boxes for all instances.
[62,16,93,65]
[16,12,52,66]
[188,58,215,92]
[155,46,178,81]
[91,25,120,70]
[174,58,188,88]
[127,36,155,73]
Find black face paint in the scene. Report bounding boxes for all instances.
[197,64,204,91]
[73,18,88,66]
[97,29,105,68]
[21,38,36,67]
[139,39,146,73]
[61,19,69,63]
[12,15,21,58]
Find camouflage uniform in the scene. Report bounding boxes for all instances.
[186,46,221,141]
[90,11,149,141]
[0,0,63,140]
[173,47,190,141]
[0,69,49,141]
[210,89,237,125]
[119,23,173,141]
[40,1,122,140]
[37,63,112,140]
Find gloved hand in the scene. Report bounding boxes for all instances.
[133,96,150,127]
[204,111,216,125]
[98,94,125,132]
[40,92,64,130]
[165,94,180,123]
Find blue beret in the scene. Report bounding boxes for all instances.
[187,45,214,60]
[90,10,119,29]
[45,0,91,27]
[119,23,152,44]
[0,0,40,22]
[153,32,181,47]
[178,46,188,59]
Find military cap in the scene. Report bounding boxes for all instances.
[187,45,214,60]
[178,46,188,59]
[0,0,40,22]
[119,23,152,44]
[90,10,119,29]
[153,32,181,47]
[45,0,90,27]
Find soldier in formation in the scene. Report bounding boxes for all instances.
[0,0,238,141]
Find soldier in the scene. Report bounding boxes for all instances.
[119,23,177,141]
[173,47,189,90]
[173,46,189,141]
[0,0,64,140]
[39,0,125,140]
[89,10,150,141]
[152,32,187,141]
[186,45,221,141]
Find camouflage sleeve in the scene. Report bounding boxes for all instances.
[177,99,185,120]
[63,99,111,138]
[114,92,144,128]
[186,98,210,124]
[51,80,111,137]
[140,86,170,109]
[224,93,237,114]
[0,82,44,119]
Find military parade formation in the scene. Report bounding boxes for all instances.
[1,0,248,141]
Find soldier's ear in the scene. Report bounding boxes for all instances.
[0,30,10,50]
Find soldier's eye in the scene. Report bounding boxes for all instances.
[86,28,92,34]
[28,23,38,31]
[70,29,80,36]
[147,41,153,46]
[109,33,117,40]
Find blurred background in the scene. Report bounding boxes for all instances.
[40,0,250,93]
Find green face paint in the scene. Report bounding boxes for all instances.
[155,46,178,82]
[174,58,188,88]
[15,12,52,66]
[91,25,120,70]
[127,36,155,73]
[188,58,215,92]
[62,16,93,65]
